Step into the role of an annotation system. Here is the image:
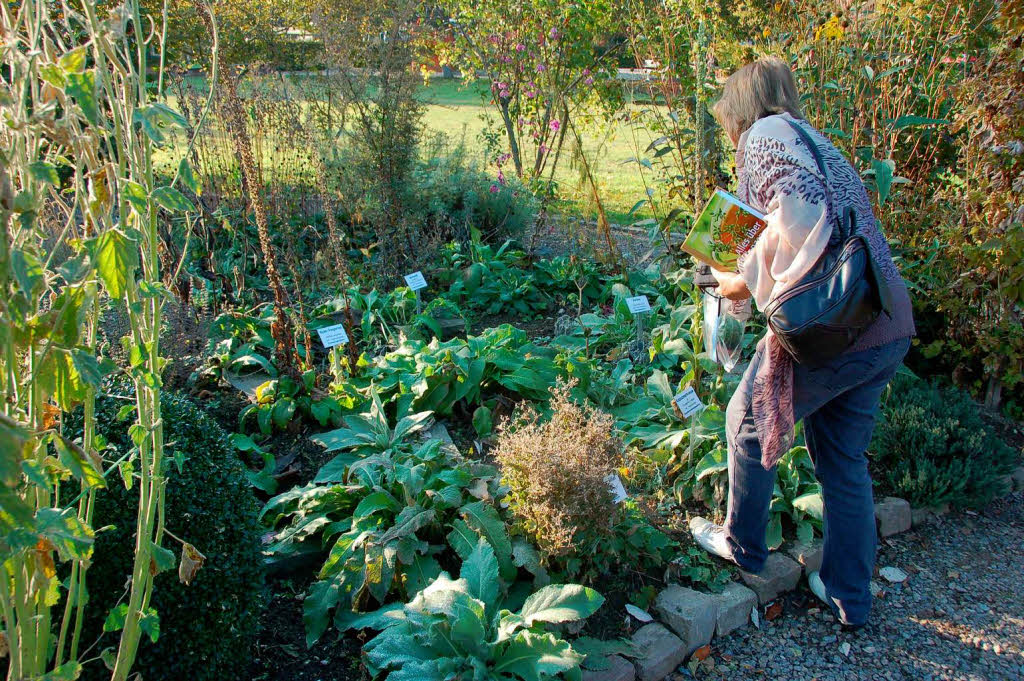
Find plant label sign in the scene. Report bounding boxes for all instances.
[626,295,651,314]
[603,473,628,504]
[404,271,428,291]
[673,387,705,419]
[316,324,349,349]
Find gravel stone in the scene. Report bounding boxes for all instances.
[712,493,1024,681]
[875,497,912,537]
[631,623,686,681]
[740,553,802,604]
[654,585,718,657]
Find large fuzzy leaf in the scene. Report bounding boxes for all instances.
[459,501,515,581]
[405,554,442,596]
[461,538,500,608]
[519,584,604,626]
[303,577,342,647]
[792,491,824,521]
[493,631,584,681]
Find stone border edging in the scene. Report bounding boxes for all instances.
[585,475,1024,681]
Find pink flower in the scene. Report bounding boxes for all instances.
[518,116,527,126]
[489,184,499,193]
[536,63,546,72]
[499,153,512,164]
[585,76,594,85]
[549,119,560,131]
[549,27,559,40]
[502,55,513,64]
[583,68,591,76]
[516,43,526,52]
[498,170,507,185]
[539,144,549,154]
[526,90,536,99]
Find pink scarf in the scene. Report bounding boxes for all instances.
[751,334,795,470]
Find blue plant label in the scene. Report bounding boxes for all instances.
[626,295,651,314]
[673,387,704,419]
[317,323,349,349]
[604,473,628,504]
[404,271,428,291]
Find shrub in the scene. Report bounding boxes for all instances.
[74,388,265,681]
[870,375,1019,509]
[413,144,538,243]
[494,387,676,581]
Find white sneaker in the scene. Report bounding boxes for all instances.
[688,516,735,562]
[808,570,828,605]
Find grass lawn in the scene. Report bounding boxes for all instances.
[416,78,658,224]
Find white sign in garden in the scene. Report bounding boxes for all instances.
[404,271,428,291]
[673,386,705,419]
[603,473,629,504]
[625,295,651,314]
[316,324,349,349]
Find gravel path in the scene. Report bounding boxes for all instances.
[688,493,1024,681]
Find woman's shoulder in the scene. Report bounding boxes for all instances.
[747,113,798,140]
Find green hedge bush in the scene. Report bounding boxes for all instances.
[870,375,1018,509]
[74,388,265,681]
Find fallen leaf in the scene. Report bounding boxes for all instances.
[879,566,908,583]
[692,644,712,661]
[625,604,654,623]
[765,600,784,621]
[42,403,61,430]
[750,606,760,629]
[178,542,205,585]
[946,570,960,579]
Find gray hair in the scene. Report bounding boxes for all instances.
[712,57,803,144]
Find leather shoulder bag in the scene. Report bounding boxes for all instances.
[761,119,894,367]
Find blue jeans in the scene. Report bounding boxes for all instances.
[724,337,910,626]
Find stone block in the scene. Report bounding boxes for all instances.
[631,623,686,681]
[582,655,636,681]
[784,538,823,574]
[739,553,802,604]
[653,586,718,657]
[1013,466,1024,492]
[874,497,911,537]
[911,507,935,527]
[713,582,758,637]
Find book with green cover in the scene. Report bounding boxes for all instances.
[681,189,767,272]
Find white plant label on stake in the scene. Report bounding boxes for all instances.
[404,271,428,291]
[625,295,651,314]
[603,473,628,504]
[316,324,349,349]
[673,386,705,419]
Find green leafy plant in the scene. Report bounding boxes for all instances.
[263,395,527,645]
[71,389,264,681]
[238,370,348,435]
[350,538,605,681]
[870,375,1019,508]
[767,446,823,550]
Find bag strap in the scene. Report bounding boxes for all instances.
[785,119,894,317]
[784,119,853,242]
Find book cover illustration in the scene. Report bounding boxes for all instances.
[681,189,767,272]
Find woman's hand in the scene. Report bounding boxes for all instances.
[711,267,752,301]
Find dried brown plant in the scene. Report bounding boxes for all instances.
[493,386,623,559]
